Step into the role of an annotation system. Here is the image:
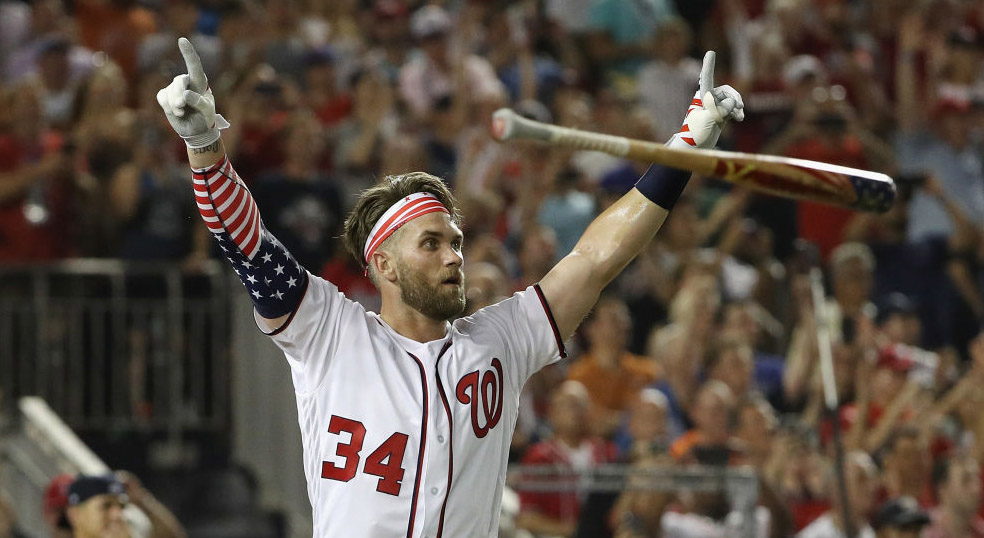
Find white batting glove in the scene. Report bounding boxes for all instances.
[666,51,744,150]
[156,37,229,148]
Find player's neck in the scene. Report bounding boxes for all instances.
[379,302,450,343]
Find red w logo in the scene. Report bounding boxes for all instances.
[455,358,504,438]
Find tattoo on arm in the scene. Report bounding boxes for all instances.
[191,141,220,155]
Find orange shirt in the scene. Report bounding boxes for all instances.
[566,352,659,411]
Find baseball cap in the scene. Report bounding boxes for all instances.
[873,497,931,530]
[410,5,452,39]
[303,46,336,68]
[783,55,826,87]
[67,474,127,506]
[875,292,917,325]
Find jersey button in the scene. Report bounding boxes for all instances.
[430,487,439,495]
[437,435,445,443]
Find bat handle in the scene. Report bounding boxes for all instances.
[492,108,631,156]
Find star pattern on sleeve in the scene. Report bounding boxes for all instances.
[215,226,307,309]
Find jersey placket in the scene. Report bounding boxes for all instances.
[410,342,455,538]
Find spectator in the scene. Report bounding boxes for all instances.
[398,5,504,122]
[796,451,879,538]
[721,300,786,405]
[669,380,736,462]
[873,497,931,538]
[138,0,220,78]
[925,454,984,538]
[585,0,678,79]
[65,474,129,538]
[896,14,984,244]
[875,293,923,347]
[635,17,702,140]
[518,381,616,538]
[301,47,350,130]
[252,114,344,272]
[567,295,659,437]
[706,337,756,401]
[617,388,671,460]
[513,226,558,290]
[879,427,934,507]
[734,395,779,468]
[0,83,78,261]
[463,261,509,316]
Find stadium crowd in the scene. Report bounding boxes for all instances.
[3,0,984,536]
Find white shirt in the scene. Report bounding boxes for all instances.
[796,513,875,538]
[661,507,771,538]
[262,276,566,537]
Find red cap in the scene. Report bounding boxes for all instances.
[374,0,408,18]
[931,97,971,119]
[43,473,74,513]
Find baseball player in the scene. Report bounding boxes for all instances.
[157,38,743,537]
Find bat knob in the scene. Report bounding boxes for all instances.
[491,108,517,141]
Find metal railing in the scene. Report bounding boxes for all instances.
[0,260,233,434]
[508,463,761,538]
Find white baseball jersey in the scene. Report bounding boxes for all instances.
[260,274,566,537]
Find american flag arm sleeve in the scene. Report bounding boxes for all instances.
[192,157,308,319]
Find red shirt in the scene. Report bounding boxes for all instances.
[0,135,73,261]
[518,438,615,525]
[784,135,869,259]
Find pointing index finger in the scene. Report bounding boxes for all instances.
[698,50,716,99]
[178,37,207,93]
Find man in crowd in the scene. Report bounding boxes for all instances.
[517,381,615,537]
[64,475,129,538]
[925,454,984,538]
[873,497,931,538]
[567,295,659,437]
[797,452,879,538]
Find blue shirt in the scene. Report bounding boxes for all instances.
[896,130,984,241]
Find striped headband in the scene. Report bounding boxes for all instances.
[363,192,450,264]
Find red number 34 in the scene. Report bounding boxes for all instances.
[321,415,410,496]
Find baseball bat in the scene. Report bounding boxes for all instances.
[491,108,896,213]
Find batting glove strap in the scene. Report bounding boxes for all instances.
[667,91,721,150]
[183,113,230,149]
[192,157,308,319]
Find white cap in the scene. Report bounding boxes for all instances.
[783,54,827,87]
[411,5,452,39]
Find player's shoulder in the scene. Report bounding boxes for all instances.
[454,287,532,326]
[304,272,370,316]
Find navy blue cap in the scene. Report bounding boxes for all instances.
[67,474,127,506]
[873,497,931,530]
[875,292,917,325]
[303,46,336,68]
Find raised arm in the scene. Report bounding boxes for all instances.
[540,52,744,339]
[157,38,305,332]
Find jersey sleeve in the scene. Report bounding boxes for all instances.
[256,273,367,394]
[463,284,567,387]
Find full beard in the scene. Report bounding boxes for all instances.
[396,260,466,321]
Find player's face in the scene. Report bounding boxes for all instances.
[394,213,466,320]
[66,494,127,538]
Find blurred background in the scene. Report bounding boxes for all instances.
[1,0,984,537]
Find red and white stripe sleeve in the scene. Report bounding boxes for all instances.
[192,156,263,260]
